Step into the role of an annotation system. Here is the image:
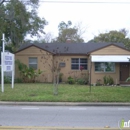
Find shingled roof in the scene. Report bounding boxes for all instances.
[15,42,127,55]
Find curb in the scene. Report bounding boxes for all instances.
[0,126,130,130]
[0,101,130,106]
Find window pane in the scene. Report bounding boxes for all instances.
[29,64,37,69]
[29,57,37,69]
[95,62,115,72]
[29,58,37,64]
[71,58,79,63]
[105,62,115,72]
[80,64,87,70]
[95,62,104,72]
[71,64,79,70]
[80,58,87,63]
[71,58,87,70]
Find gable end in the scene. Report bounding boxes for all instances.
[88,44,130,54]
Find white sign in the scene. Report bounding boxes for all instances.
[1,33,15,92]
[2,52,14,72]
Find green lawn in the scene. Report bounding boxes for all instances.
[0,83,130,102]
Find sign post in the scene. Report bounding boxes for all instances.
[1,34,15,92]
[1,34,5,92]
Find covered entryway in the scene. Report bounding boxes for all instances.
[91,55,130,85]
[120,63,130,84]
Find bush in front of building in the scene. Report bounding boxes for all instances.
[103,75,114,85]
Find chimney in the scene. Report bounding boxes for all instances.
[66,38,72,43]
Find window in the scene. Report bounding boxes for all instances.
[71,58,87,70]
[95,62,115,72]
[29,57,37,69]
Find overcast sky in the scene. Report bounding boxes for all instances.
[38,0,130,42]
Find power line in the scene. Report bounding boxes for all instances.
[2,0,130,4]
[36,1,130,4]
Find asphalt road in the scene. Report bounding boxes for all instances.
[0,105,130,128]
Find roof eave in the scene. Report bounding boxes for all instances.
[15,44,54,55]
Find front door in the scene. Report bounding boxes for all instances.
[120,63,129,81]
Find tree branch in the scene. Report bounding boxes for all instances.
[0,0,6,6]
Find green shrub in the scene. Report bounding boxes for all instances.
[0,67,11,83]
[77,78,88,85]
[126,77,130,82]
[67,76,75,84]
[15,78,23,83]
[59,73,63,83]
[96,79,101,86]
[4,76,11,84]
[15,60,43,83]
[103,75,114,85]
[108,76,114,85]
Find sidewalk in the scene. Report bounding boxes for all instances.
[0,101,130,106]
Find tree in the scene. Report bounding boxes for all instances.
[58,20,72,31]
[90,29,130,49]
[0,0,47,51]
[24,32,54,44]
[43,32,54,43]
[28,32,55,43]
[54,21,84,43]
[123,38,130,50]
[92,30,127,43]
[0,0,5,6]
[40,46,68,95]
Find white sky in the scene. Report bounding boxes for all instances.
[38,0,130,42]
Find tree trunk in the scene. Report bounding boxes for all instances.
[53,73,58,95]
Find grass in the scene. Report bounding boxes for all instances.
[0,83,130,102]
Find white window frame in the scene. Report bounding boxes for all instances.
[29,57,38,69]
[71,58,87,70]
[95,62,115,72]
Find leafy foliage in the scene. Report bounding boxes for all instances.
[4,76,11,84]
[53,21,84,43]
[90,29,130,49]
[15,78,23,83]
[77,78,86,85]
[126,77,130,82]
[67,76,75,84]
[103,75,114,85]
[96,79,101,86]
[0,0,5,6]
[15,60,43,83]
[0,67,11,83]
[0,0,47,51]
[92,30,126,43]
